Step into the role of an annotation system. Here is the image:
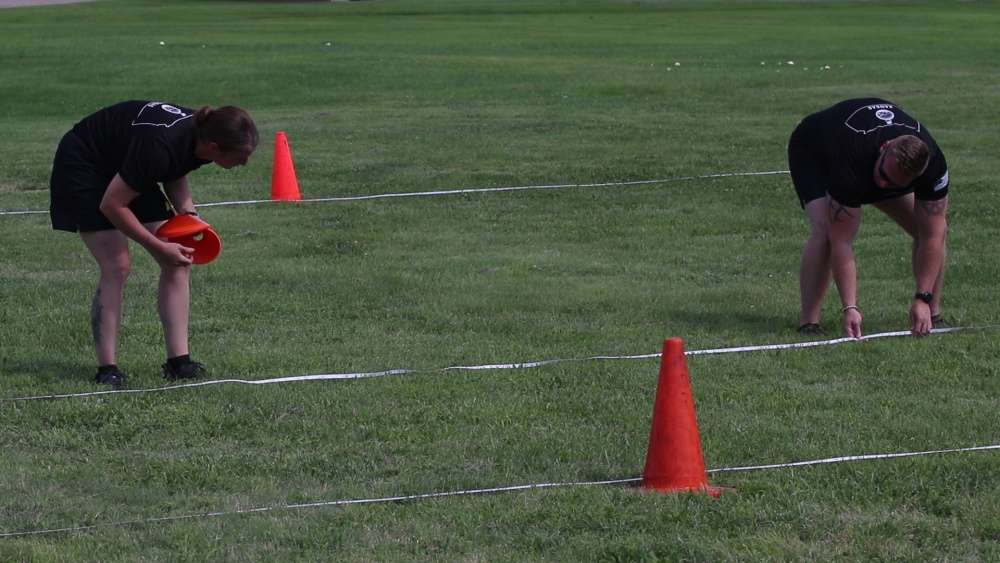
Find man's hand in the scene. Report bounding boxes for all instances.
[910,300,932,336]
[842,307,863,339]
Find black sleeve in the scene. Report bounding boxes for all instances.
[119,136,170,193]
[914,152,949,201]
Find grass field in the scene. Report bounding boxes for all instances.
[2,0,1000,560]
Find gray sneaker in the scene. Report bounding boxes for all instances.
[931,314,951,329]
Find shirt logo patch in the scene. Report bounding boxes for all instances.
[845,103,921,135]
[132,102,193,128]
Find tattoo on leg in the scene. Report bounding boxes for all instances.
[90,288,102,345]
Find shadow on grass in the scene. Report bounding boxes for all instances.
[667,306,794,341]
[2,357,90,383]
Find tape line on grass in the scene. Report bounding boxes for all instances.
[2,326,984,402]
[2,442,997,538]
[0,170,789,216]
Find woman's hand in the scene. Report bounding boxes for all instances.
[155,241,195,267]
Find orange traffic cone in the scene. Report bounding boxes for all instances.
[641,338,727,496]
[271,131,301,201]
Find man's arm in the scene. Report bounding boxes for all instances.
[910,195,948,335]
[99,174,193,266]
[827,196,863,338]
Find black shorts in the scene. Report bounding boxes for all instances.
[787,113,829,208]
[49,131,172,232]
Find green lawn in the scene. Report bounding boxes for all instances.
[2,0,999,560]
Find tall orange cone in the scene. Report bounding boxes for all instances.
[271,131,301,201]
[641,338,726,496]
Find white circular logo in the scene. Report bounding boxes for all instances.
[160,104,185,116]
[875,109,895,122]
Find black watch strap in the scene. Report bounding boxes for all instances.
[914,291,933,304]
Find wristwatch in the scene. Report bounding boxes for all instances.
[914,292,934,304]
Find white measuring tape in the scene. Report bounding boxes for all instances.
[1,326,977,402]
[2,442,996,538]
[0,170,788,216]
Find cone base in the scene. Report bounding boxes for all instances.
[640,482,731,498]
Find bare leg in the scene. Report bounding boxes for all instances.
[80,230,131,366]
[141,220,192,358]
[873,195,946,315]
[799,197,832,326]
[158,262,191,358]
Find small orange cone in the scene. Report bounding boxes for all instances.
[271,131,301,201]
[155,214,222,265]
[641,338,727,496]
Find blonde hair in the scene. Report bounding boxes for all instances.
[888,135,930,176]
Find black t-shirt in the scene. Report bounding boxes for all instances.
[802,98,949,207]
[70,100,211,194]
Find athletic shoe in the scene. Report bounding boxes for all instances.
[162,359,206,381]
[95,367,128,390]
[797,323,825,336]
[931,314,952,329]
